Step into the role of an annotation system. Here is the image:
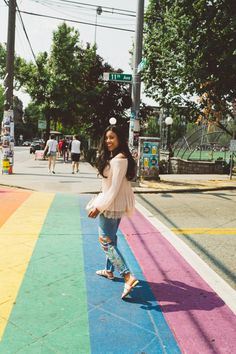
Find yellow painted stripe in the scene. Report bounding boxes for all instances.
[0,192,54,340]
[171,228,236,235]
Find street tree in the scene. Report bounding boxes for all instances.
[143,0,236,136]
[6,23,132,140]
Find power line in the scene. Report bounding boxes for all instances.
[53,0,136,14]
[32,0,135,25]
[32,0,136,18]
[19,10,135,32]
[16,2,37,62]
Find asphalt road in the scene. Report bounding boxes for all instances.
[136,191,236,290]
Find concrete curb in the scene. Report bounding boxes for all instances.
[1,182,236,195]
[133,185,236,194]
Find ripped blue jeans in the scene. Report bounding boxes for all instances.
[98,213,129,276]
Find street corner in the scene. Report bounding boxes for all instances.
[136,177,202,192]
[135,175,236,193]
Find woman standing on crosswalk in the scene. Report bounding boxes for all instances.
[87,124,139,299]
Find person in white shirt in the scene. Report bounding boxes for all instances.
[87,125,139,299]
[44,134,58,174]
[71,135,81,174]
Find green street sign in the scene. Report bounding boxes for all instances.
[38,119,46,130]
[103,73,132,82]
[137,58,147,73]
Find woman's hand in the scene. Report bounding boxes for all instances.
[88,208,100,218]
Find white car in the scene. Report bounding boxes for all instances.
[22,141,31,146]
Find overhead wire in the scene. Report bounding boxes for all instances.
[31,0,136,17]
[42,0,134,20]
[19,10,135,32]
[2,0,136,63]
[16,2,37,62]
[48,0,136,14]
[15,15,30,59]
[32,0,135,28]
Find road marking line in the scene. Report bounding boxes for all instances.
[135,201,236,315]
[171,228,236,235]
[0,192,54,340]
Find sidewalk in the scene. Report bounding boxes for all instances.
[137,173,236,193]
[0,149,236,194]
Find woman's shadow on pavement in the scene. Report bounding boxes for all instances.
[122,278,225,313]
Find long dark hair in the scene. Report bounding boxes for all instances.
[96,125,136,180]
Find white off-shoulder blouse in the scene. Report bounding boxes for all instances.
[92,157,135,219]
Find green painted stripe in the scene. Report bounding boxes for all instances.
[0,194,90,354]
[0,192,54,341]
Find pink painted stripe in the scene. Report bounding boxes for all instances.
[120,210,236,354]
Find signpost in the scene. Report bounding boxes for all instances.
[103,73,132,83]
[229,139,236,180]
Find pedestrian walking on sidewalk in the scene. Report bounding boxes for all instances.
[44,134,58,174]
[62,138,69,163]
[71,135,81,174]
[87,125,139,299]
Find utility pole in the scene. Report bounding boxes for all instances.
[1,0,16,174]
[5,0,16,106]
[129,0,145,149]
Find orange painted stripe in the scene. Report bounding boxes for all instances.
[0,187,31,227]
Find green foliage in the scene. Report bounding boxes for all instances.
[143,0,236,126]
[142,115,160,136]
[0,43,6,78]
[7,23,132,140]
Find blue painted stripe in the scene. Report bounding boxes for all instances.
[79,195,182,354]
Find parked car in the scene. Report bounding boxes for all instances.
[30,141,44,154]
[22,141,31,146]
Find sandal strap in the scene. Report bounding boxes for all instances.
[96,269,114,280]
[124,283,132,291]
[121,279,139,299]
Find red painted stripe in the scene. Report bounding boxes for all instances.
[120,210,236,354]
[0,187,31,227]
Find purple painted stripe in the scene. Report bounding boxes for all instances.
[120,210,236,354]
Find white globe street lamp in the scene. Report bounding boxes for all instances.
[165,116,173,126]
[165,116,173,173]
[109,117,117,125]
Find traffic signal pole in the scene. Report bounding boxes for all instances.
[129,0,145,149]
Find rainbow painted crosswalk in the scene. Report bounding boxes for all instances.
[0,187,235,353]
